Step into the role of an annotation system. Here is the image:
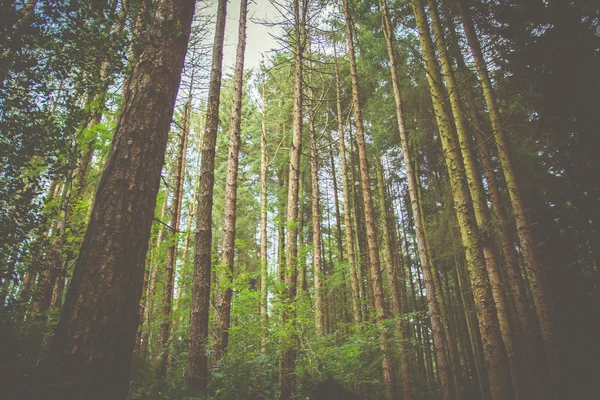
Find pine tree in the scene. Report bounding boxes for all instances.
[341,0,396,397]
[457,1,561,392]
[41,0,196,397]
[279,0,308,397]
[333,45,361,325]
[411,0,513,398]
[214,0,249,362]
[188,0,228,390]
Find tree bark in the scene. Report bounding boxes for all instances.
[213,0,248,363]
[260,67,269,324]
[279,1,306,397]
[277,166,287,287]
[187,0,228,391]
[341,0,396,397]
[42,0,195,397]
[333,47,361,325]
[457,1,561,392]
[379,0,452,397]
[308,73,324,336]
[450,33,537,376]
[426,1,522,396]
[157,99,190,383]
[411,0,513,398]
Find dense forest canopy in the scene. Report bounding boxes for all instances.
[1,0,598,399]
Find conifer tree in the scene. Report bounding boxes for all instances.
[341,0,396,397]
[214,0,249,362]
[42,0,196,397]
[188,0,228,390]
[411,0,513,398]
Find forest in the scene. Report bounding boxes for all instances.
[1,0,599,399]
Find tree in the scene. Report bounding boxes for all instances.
[308,70,325,336]
[411,0,513,398]
[156,99,190,383]
[333,44,361,326]
[188,0,228,391]
[378,0,453,397]
[41,0,196,397]
[341,0,396,397]
[426,0,522,396]
[259,66,269,326]
[457,0,561,393]
[279,0,308,396]
[214,0,249,361]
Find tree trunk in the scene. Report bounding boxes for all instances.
[213,0,248,363]
[187,0,228,391]
[342,0,395,397]
[457,1,560,393]
[375,153,414,400]
[279,1,306,397]
[297,170,306,293]
[450,33,538,383]
[42,0,195,397]
[260,68,269,324]
[278,166,287,287]
[426,2,522,396]
[412,0,514,397]
[157,99,190,382]
[329,144,349,328]
[308,74,324,336]
[379,0,453,396]
[334,48,361,325]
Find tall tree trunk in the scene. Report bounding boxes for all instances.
[375,153,414,400]
[341,0,395,397]
[157,99,190,382]
[172,106,205,338]
[310,116,324,336]
[426,1,522,396]
[329,144,349,327]
[187,0,228,391]
[279,0,306,397]
[297,170,306,293]
[213,0,248,363]
[457,1,560,392]
[411,0,513,398]
[334,47,361,325]
[308,74,324,336]
[449,33,538,385]
[329,146,344,262]
[379,0,452,396]
[278,166,287,286]
[260,67,269,324]
[42,0,195,397]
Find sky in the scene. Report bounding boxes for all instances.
[220,0,282,73]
